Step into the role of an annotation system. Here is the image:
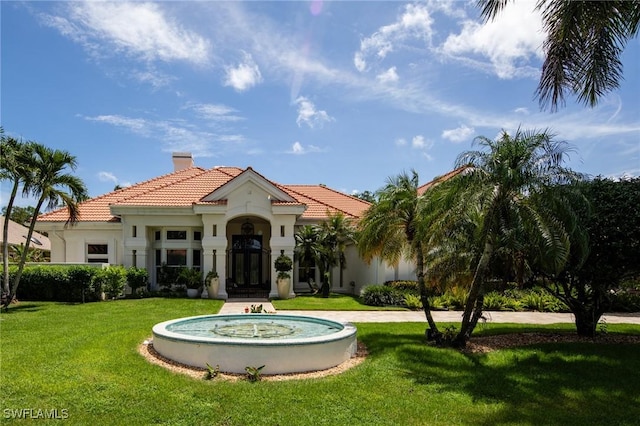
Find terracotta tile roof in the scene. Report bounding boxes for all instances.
[281,185,371,220]
[417,166,470,195]
[37,166,370,223]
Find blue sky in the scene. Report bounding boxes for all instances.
[2,1,639,207]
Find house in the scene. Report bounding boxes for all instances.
[35,153,401,299]
[0,215,51,262]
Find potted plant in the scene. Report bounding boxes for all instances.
[180,268,203,298]
[205,270,219,299]
[274,253,293,299]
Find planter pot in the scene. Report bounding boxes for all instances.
[277,277,291,299]
[186,288,199,298]
[206,277,220,299]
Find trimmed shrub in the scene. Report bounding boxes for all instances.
[96,266,127,299]
[126,267,149,296]
[385,280,419,294]
[9,265,101,303]
[361,285,404,307]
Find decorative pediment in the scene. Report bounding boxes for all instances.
[200,167,297,203]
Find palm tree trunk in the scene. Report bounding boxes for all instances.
[2,182,20,296]
[4,198,44,309]
[453,239,493,348]
[416,247,441,342]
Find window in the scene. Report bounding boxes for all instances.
[87,244,108,263]
[166,249,187,266]
[194,231,202,241]
[155,231,161,241]
[193,249,201,270]
[132,226,137,237]
[167,230,187,240]
[280,225,285,237]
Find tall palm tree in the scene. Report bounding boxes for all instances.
[358,170,441,340]
[478,0,640,111]
[3,144,88,309]
[1,130,36,297]
[424,128,581,347]
[320,211,356,289]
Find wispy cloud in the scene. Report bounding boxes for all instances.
[354,4,434,73]
[98,171,131,188]
[295,97,334,129]
[186,103,244,122]
[377,67,399,84]
[287,141,325,155]
[223,51,262,92]
[442,124,475,143]
[40,2,210,65]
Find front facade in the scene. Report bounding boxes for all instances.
[36,154,401,298]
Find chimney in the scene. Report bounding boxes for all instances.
[172,152,194,172]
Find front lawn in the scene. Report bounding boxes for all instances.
[2,299,639,425]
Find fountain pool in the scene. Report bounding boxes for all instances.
[151,314,357,374]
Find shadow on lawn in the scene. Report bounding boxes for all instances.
[0,302,44,313]
[363,331,640,425]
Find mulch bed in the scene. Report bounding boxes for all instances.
[465,332,640,353]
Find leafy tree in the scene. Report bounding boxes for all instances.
[479,0,640,111]
[1,205,37,226]
[423,129,581,347]
[539,177,640,336]
[2,143,88,310]
[353,190,376,203]
[358,170,441,340]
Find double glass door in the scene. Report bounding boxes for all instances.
[231,235,263,287]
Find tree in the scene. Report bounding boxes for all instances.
[1,130,36,298]
[319,211,356,290]
[539,177,640,336]
[2,143,88,309]
[353,190,376,203]
[1,205,37,226]
[294,225,322,293]
[358,170,441,340]
[423,128,581,347]
[478,0,640,111]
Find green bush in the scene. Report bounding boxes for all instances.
[385,280,419,293]
[7,265,101,302]
[126,267,149,295]
[361,285,404,307]
[96,266,127,299]
[403,293,423,310]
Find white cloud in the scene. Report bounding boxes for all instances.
[412,135,426,149]
[223,52,263,92]
[187,103,244,122]
[440,1,544,79]
[288,141,324,155]
[355,3,434,72]
[377,67,399,84]
[98,171,131,188]
[295,97,334,129]
[395,137,407,146]
[442,124,475,143]
[514,107,530,115]
[41,2,210,65]
[407,135,435,161]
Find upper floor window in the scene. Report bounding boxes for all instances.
[167,230,187,240]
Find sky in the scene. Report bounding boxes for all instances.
[2,1,639,208]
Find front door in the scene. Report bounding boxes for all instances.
[231,235,263,289]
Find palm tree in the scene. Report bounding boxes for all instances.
[358,170,441,340]
[478,0,640,111]
[319,211,356,289]
[3,143,88,309]
[1,130,36,297]
[294,225,322,293]
[424,128,581,347]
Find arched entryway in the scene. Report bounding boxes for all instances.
[226,217,271,298]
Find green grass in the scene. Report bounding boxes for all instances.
[2,299,640,425]
[272,292,409,311]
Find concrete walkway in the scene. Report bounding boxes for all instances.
[219,299,640,324]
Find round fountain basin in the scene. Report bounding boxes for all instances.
[152,314,357,374]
